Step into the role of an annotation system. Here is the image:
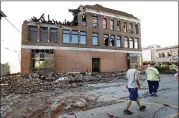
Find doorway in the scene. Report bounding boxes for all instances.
[92,58,100,72]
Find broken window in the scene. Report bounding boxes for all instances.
[129,38,134,48]
[167,52,171,56]
[124,37,129,48]
[134,38,139,49]
[117,21,121,31]
[40,27,48,42]
[29,26,38,42]
[104,34,109,46]
[80,31,86,44]
[135,24,139,34]
[63,29,70,43]
[124,22,127,32]
[82,13,86,26]
[103,18,107,29]
[110,19,114,30]
[92,33,98,45]
[50,28,58,43]
[31,49,54,72]
[92,16,98,28]
[71,30,78,44]
[129,23,133,33]
[109,35,115,46]
[116,36,121,47]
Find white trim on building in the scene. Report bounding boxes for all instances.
[21,45,142,54]
[85,8,140,23]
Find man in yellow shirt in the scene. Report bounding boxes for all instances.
[169,63,177,74]
[145,62,160,97]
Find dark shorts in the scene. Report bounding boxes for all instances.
[128,88,139,101]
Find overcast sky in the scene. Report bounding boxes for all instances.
[1,1,178,73]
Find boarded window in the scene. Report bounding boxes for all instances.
[50,28,58,43]
[80,31,86,44]
[40,27,48,42]
[63,29,70,43]
[104,34,109,46]
[71,30,78,44]
[29,26,38,42]
[116,36,121,47]
[124,37,129,48]
[92,33,98,45]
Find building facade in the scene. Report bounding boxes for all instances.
[142,45,161,63]
[156,45,178,65]
[21,4,142,74]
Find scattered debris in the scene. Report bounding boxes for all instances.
[0,72,126,96]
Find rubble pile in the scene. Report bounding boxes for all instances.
[0,72,126,96]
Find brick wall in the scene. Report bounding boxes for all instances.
[21,48,31,74]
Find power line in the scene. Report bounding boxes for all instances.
[1,12,21,33]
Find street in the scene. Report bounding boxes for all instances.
[59,74,178,118]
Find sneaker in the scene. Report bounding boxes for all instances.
[153,93,157,97]
[139,106,146,111]
[150,94,153,96]
[124,109,133,115]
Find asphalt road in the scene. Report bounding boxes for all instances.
[59,74,178,118]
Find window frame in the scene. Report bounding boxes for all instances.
[50,28,58,43]
[110,19,114,30]
[92,33,99,46]
[104,34,109,46]
[92,16,98,28]
[28,26,38,42]
[124,37,129,48]
[124,22,127,32]
[135,24,139,34]
[129,23,133,33]
[110,35,115,46]
[103,18,107,29]
[80,31,87,45]
[40,27,48,43]
[134,38,139,49]
[62,29,70,44]
[71,30,79,44]
[117,21,121,31]
[116,36,121,47]
[129,38,134,48]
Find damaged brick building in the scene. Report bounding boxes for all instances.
[21,4,142,74]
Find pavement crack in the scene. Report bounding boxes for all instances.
[152,106,165,118]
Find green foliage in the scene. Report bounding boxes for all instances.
[155,65,172,74]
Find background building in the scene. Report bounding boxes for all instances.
[156,45,178,65]
[142,44,161,63]
[21,4,142,74]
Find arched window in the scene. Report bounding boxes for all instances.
[135,24,139,34]
[117,21,121,31]
[103,18,107,29]
[124,22,127,32]
[110,19,114,30]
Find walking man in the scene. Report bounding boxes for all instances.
[124,63,146,115]
[146,62,160,97]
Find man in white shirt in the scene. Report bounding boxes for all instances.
[124,63,146,115]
